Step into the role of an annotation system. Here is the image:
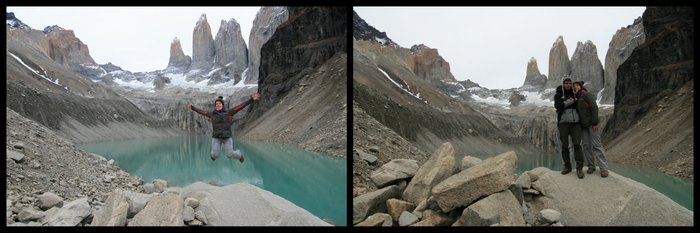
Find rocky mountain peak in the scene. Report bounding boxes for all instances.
[42,25,64,34]
[545,35,572,89]
[213,17,248,84]
[352,10,396,47]
[6,12,30,30]
[600,16,645,104]
[570,40,604,93]
[410,44,430,52]
[167,37,191,70]
[244,7,288,84]
[191,13,215,70]
[44,26,97,67]
[522,57,547,90]
[406,44,456,82]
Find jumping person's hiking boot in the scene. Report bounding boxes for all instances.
[239,155,245,163]
[577,168,585,179]
[561,167,572,175]
[600,169,609,178]
[587,166,596,174]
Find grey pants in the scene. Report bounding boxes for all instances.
[581,126,608,170]
[559,123,584,169]
[211,137,242,160]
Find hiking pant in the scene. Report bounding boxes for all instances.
[211,137,242,160]
[559,123,584,169]
[581,126,609,171]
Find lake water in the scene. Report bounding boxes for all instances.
[78,134,347,226]
[460,149,694,211]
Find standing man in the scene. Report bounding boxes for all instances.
[573,81,609,177]
[554,77,585,179]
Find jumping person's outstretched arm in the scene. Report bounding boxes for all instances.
[229,92,261,115]
[189,103,210,117]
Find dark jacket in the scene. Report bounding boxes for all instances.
[191,97,253,138]
[554,84,577,124]
[575,88,599,127]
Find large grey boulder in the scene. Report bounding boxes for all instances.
[352,185,400,224]
[402,142,456,205]
[128,193,183,226]
[432,150,517,212]
[183,182,330,226]
[46,198,91,226]
[38,192,63,210]
[371,159,419,188]
[124,191,154,218]
[527,167,693,226]
[452,190,525,226]
[91,189,129,226]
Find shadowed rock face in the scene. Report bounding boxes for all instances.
[245,7,288,84]
[600,17,644,104]
[545,36,571,89]
[247,6,346,121]
[604,7,693,142]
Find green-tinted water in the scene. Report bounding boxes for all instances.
[78,134,347,226]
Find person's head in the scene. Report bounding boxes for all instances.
[215,96,224,110]
[573,81,583,92]
[563,77,572,90]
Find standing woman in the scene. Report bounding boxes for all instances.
[189,92,261,162]
[573,81,609,177]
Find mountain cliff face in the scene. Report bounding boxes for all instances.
[601,7,693,180]
[599,17,645,104]
[604,7,693,142]
[569,40,605,93]
[244,7,289,84]
[237,6,347,158]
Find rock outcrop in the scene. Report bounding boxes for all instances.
[244,7,288,84]
[545,36,572,89]
[522,57,547,91]
[166,37,191,71]
[214,18,248,83]
[569,40,605,93]
[191,14,215,70]
[599,17,645,104]
[527,167,692,226]
[45,26,97,68]
[405,44,457,82]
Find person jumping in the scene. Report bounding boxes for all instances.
[188,92,261,162]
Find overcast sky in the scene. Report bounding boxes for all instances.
[354,7,646,89]
[7,7,260,73]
